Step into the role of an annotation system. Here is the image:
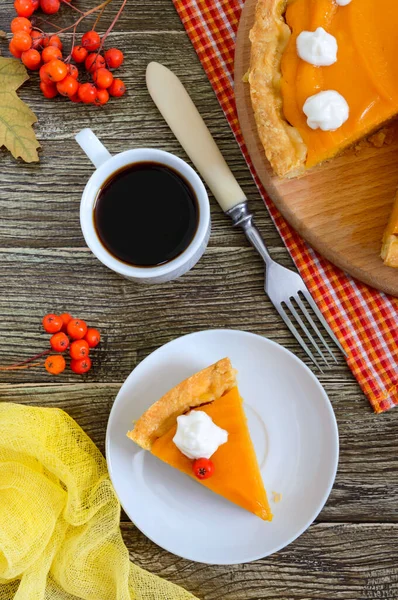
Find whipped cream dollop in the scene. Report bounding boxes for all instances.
[303,90,349,131]
[296,27,337,66]
[336,0,352,6]
[173,410,228,459]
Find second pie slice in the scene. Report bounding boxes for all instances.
[127,358,272,521]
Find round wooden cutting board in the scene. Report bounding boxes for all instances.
[234,0,398,297]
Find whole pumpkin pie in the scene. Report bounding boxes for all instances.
[249,0,398,178]
[127,358,272,521]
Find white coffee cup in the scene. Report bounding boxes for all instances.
[75,128,211,284]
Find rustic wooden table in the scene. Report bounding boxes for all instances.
[1,1,398,598]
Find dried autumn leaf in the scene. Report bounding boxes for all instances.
[0,57,40,163]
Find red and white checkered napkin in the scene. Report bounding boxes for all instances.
[172,0,398,413]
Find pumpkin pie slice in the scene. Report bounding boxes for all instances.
[249,0,398,178]
[127,358,272,521]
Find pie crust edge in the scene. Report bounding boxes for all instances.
[381,191,398,267]
[249,0,307,178]
[127,358,237,450]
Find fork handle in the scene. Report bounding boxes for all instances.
[227,202,272,266]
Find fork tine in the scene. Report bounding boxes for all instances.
[300,288,347,356]
[295,295,337,363]
[285,300,331,366]
[275,303,324,372]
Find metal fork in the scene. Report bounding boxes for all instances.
[146,62,346,370]
[227,202,345,370]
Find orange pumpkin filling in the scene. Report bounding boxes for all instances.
[151,387,272,521]
[281,0,398,168]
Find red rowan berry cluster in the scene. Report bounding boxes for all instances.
[0,313,101,375]
[42,313,101,374]
[10,0,126,105]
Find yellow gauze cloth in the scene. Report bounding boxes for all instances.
[0,403,198,600]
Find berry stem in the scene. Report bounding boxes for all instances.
[0,362,44,371]
[64,22,78,62]
[60,0,85,15]
[30,24,46,33]
[34,17,63,31]
[99,0,127,50]
[53,0,114,35]
[92,3,107,31]
[0,349,50,370]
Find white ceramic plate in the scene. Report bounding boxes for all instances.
[106,329,339,565]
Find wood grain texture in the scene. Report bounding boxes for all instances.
[0,0,397,595]
[2,383,397,522]
[121,522,398,599]
[0,245,350,383]
[234,0,398,297]
[0,141,273,247]
[0,31,272,248]
[1,0,184,32]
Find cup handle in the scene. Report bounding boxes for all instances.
[75,128,112,168]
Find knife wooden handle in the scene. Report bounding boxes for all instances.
[146,62,247,213]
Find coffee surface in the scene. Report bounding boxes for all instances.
[94,162,199,267]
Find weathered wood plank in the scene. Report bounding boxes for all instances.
[2,0,397,594]
[2,382,397,522]
[0,30,274,248]
[0,137,283,249]
[2,0,184,32]
[1,32,222,141]
[121,521,398,599]
[0,246,349,382]
[0,383,119,453]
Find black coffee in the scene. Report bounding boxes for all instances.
[94,162,199,267]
